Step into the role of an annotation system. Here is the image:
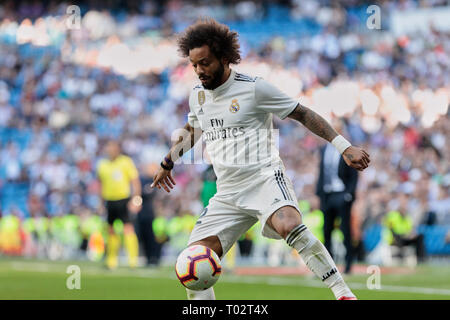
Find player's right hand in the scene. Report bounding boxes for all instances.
[151,166,176,193]
[342,146,370,171]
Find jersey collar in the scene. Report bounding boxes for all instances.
[210,69,235,98]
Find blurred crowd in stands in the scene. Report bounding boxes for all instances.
[0,0,449,263]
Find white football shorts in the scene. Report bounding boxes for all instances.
[187,163,301,257]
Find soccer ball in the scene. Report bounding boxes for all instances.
[175,245,222,291]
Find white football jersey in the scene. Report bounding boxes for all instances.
[188,69,298,194]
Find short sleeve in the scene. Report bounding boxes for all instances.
[125,157,139,180]
[254,77,298,120]
[187,110,200,128]
[96,160,105,178]
[187,90,201,128]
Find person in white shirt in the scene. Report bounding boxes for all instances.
[152,18,370,300]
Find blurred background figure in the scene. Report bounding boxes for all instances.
[136,162,161,266]
[200,164,217,208]
[316,119,359,274]
[97,140,142,269]
[384,193,426,264]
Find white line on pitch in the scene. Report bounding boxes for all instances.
[5,261,450,296]
[222,275,450,296]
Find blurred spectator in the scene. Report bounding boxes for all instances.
[384,193,426,263]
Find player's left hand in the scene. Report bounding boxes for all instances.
[342,146,370,171]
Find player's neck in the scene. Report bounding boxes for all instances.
[217,68,231,88]
[208,68,232,92]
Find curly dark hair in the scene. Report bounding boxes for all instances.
[177,18,241,65]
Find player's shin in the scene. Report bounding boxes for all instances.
[286,224,356,300]
[186,287,216,300]
[124,232,139,268]
[106,233,120,269]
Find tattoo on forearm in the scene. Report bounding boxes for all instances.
[288,104,338,142]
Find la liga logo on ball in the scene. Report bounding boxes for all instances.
[175,245,222,291]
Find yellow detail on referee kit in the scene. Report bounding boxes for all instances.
[97,155,139,201]
[229,99,240,113]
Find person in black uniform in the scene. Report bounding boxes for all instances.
[136,163,162,266]
[316,125,359,274]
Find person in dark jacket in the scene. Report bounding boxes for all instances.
[316,127,359,274]
[136,163,161,266]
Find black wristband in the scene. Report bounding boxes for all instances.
[164,156,174,167]
[160,161,173,171]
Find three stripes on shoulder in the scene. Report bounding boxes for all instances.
[234,73,256,82]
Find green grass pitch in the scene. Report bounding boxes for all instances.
[0,257,449,300]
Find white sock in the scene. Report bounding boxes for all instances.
[186,287,216,300]
[286,224,355,300]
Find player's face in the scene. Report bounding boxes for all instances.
[189,45,225,90]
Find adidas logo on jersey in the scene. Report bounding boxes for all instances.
[271,198,281,205]
[199,108,204,115]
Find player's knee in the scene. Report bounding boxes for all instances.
[279,220,304,239]
[269,206,303,239]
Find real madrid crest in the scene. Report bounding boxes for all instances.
[229,99,240,113]
[198,91,206,105]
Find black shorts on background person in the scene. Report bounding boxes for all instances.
[106,198,131,225]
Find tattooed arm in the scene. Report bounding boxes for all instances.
[287,103,339,142]
[287,103,371,171]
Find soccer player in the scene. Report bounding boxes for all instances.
[97,140,142,269]
[151,19,370,300]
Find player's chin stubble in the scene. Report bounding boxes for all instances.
[201,63,225,90]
